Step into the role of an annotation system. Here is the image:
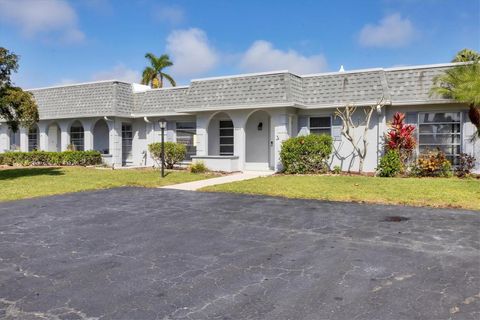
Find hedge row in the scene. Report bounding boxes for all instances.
[0,151,102,166]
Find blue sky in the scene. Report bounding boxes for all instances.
[0,0,479,88]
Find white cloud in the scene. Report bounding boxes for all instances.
[239,40,327,74]
[166,28,219,78]
[91,64,140,83]
[0,0,85,43]
[358,13,415,48]
[153,4,185,25]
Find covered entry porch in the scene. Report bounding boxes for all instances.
[0,117,132,168]
[192,108,294,172]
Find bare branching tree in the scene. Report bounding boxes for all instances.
[335,97,385,173]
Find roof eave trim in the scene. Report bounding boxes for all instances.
[391,99,461,106]
[27,80,132,91]
[302,100,393,109]
[179,102,296,112]
[131,112,193,117]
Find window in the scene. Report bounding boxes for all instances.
[309,117,331,135]
[28,127,39,151]
[418,112,461,165]
[122,123,133,165]
[176,122,196,160]
[9,130,20,151]
[70,124,84,151]
[219,120,234,156]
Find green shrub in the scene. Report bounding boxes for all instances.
[189,161,208,173]
[280,134,333,174]
[332,165,341,174]
[377,150,402,177]
[148,142,186,169]
[410,150,452,177]
[0,151,102,166]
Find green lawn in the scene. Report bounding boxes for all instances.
[201,175,480,211]
[0,167,213,202]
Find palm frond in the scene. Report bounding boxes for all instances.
[162,72,176,87]
[144,52,157,64]
[431,63,480,106]
[141,67,156,86]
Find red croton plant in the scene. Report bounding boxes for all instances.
[386,112,416,165]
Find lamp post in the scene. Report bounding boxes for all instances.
[159,119,167,178]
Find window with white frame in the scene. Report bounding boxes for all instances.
[219,120,234,156]
[28,126,39,151]
[309,117,331,135]
[418,112,461,165]
[176,122,196,160]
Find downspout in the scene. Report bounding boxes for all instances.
[143,117,151,166]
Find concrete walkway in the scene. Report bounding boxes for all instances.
[161,170,274,191]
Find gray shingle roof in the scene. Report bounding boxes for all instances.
[185,72,291,109]
[30,81,133,119]
[302,69,387,106]
[133,87,188,115]
[385,66,450,103]
[28,63,458,119]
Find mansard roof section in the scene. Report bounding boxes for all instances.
[301,69,388,107]
[27,62,460,119]
[133,86,189,115]
[29,80,134,119]
[184,71,296,110]
[384,63,456,105]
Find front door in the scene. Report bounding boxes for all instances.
[245,111,271,171]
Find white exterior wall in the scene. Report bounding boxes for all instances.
[296,107,382,173]
[134,116,197,167]
[0,124,9,152]
[1,103,477,174]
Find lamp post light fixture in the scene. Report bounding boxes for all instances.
[159,119,167,178]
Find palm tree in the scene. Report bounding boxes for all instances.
[141,53,176,88]
[452,48,480,62]
[431,49,480,140]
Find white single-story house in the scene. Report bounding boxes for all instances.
[0,62,479,173]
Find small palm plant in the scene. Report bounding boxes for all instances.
[141,53,176,88]
[431,49,480,140]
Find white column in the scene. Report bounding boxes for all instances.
[82,119,94,151]
[195,114,210,156]
[19,127,29,152]
[271,113,290,171]
[110,118,122,167]
[0,124,9,152]
[38,122,49,151]
[59,121,70,151]
[231,113,246,170]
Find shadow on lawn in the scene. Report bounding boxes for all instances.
[0,167,65,180]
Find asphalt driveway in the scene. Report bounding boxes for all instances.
[0,188,478,320]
